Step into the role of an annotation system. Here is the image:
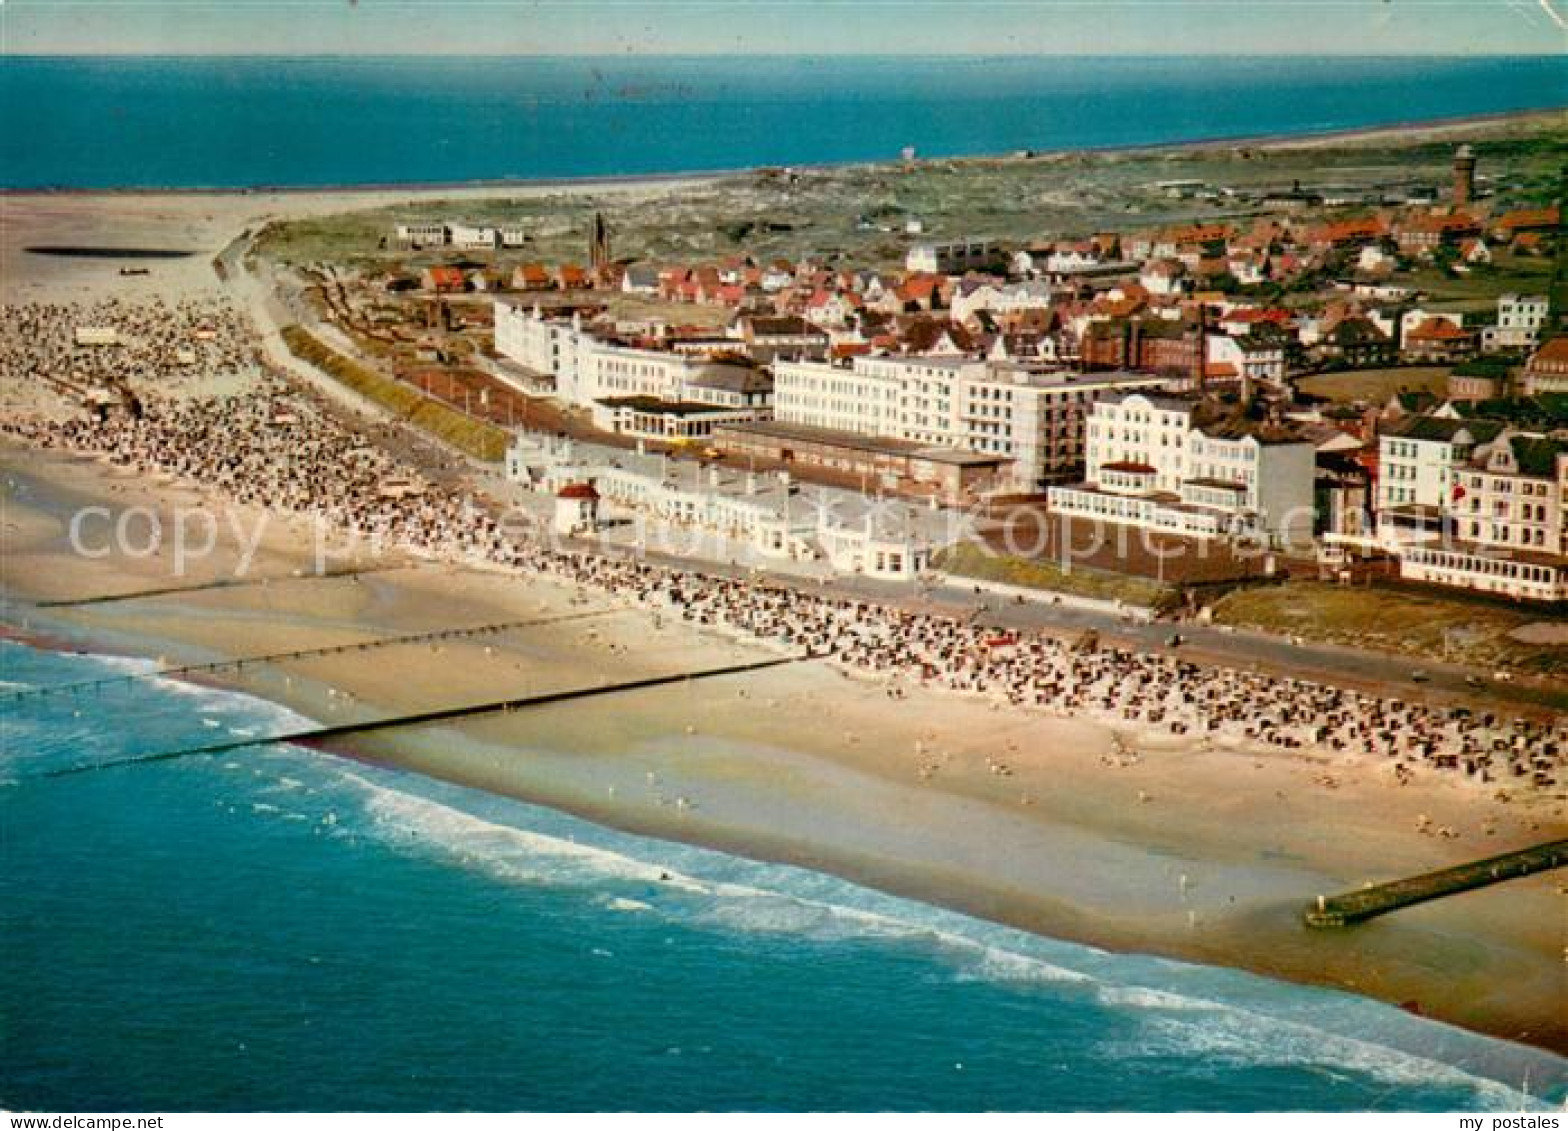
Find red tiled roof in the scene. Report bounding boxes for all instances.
[1309,218,1386,246]
[1397,213,1480,235]
[1527,337,1568,367]
[1494,205,1559,232]
[1406,317,1469,342]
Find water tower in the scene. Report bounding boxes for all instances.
[1452,145,1476,206]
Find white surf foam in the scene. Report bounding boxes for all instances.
[17,637,1545,1110]
[1124,1004,1544,1108]
[335,771,1564,1109]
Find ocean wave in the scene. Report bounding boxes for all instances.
[606,897,652,913]
[337,771,1563,1108]
[352,772,1069,961]
[6,639,1560,1108]
[957,946,1095,987]
[0,639,322,778]
[1121,1007,1544,1109]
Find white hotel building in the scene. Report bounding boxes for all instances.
[493,301,771,431]
[1046,392,1316,547]
[1375,414,1505,546]
[772,355,1162,490]
[1382,422,1567,602]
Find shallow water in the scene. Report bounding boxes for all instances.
[1,639,1563,1111]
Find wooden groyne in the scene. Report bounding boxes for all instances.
[1305,839,1568,927]
[0,609,618,704]
[34,651,817,780]
[33,563,403,608]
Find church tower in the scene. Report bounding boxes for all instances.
[588,211,612,271]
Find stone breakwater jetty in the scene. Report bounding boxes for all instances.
[1306,839,1568,928]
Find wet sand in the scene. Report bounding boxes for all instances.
[4,444,1564,1055]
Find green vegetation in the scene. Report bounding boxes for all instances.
[1458,394,1568,428]
[1451,356,1516,378]
[279,325,508,462]
[1405,252,1554,309]
[1211,581,1567,677]
[252,116,1568,274]
[935,541,1175,610]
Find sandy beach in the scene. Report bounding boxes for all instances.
[4,444,1564,1054]
[0,173,711,308]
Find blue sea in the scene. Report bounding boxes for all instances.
[1,639,1565,1111]
[1,55,1565,189]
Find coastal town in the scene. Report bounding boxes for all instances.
[6,125,1568,627]
[230,134,1568,618]
[4,119,1566,723]
[2,60,1568,1098]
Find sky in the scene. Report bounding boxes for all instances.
[2,0,1566,56]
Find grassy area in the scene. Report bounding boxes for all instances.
[253,117,1568,273]
[1211,581,1567,677]
[1298,366,1451,404]
[936,541,1175,610]
[1404,253,1555,308]
[279,325,509,462]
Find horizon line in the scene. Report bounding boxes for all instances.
[5,50,1568,59]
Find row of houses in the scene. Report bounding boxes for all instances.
[511,440,943,581]
[394,222,529,251]
[497,295,1568,599]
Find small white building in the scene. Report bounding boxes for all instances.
[905,240,1005,275]
[552,482,600,537]
[620,263,660,295]
[394,222,449,248]
[1481,293,1549,352]
[449,224,503,251]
